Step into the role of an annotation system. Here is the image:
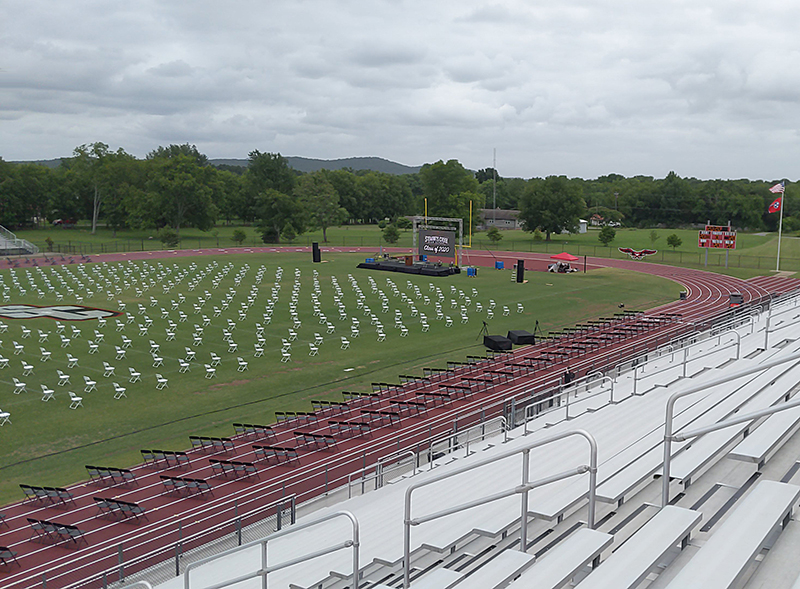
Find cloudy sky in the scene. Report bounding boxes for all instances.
[2,0,799,179]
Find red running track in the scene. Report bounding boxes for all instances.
[1,247,799,589]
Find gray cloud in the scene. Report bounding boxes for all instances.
[2,0,800,179]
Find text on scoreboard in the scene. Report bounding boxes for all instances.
[698,225,736,249]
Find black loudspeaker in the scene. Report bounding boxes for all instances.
[484,335,512,351]
[507,330,535,345]
[312,242,321,263]
[516,259,525,283]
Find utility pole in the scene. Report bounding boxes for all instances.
[492,148,497,225]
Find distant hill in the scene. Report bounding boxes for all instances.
[9,155,423,175]
[211,156,422,175]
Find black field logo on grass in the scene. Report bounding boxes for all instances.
[0,304,123,321]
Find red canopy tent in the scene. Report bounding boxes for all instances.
[550,252,579,262]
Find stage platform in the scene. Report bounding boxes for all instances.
[357,259,460,277]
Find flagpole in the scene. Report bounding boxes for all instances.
[777,184,785,272]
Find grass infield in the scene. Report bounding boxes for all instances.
[0,251,678,506]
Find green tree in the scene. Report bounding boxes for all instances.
[649,230,660,244]
[294,172,347,242]
[486,226,502,243]
[147,143,209,167]
[598,226,616,246]
[518,176,586,241]
[145,154,217,234]
[247,151,296,195]
[255,188,305,243]
[419,160,484,230]
[667,233,683,249]
[382,224,400,244]
[231,228,247,244]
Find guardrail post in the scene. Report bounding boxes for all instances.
[291,496,296,524]
[118,544,124,582]
[175,544,180,577]
[236,517,242,546]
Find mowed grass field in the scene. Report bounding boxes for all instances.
[0,251,679,506]
[17,223,797,278]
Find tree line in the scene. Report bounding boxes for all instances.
[0,143,793,243]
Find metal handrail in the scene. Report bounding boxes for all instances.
[661,352,800,506]
[348,450,418,498]
[402,429,598,588]
[184,510,359,589]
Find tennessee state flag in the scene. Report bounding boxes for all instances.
[769,197,782,214]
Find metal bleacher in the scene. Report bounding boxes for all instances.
[0,225,38,256]
[152,293,800,589]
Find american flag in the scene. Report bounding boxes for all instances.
[770,181,785,194]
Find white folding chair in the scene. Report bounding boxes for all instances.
[178,359,191,373]
[13,377,26,394]
[121,336,132,349]
[445,316,453,327]
[115,346,127,360]
[421,322,430,333]
[155,374,168,390]
[88,340,99,354]
[39,384,54,402]
[502,306,510,316]
[280,350,291,363]
[204,364,216,379]
[288,329,298,342]
[83,375,97,392]
[112,383,127,399]
[68,391,83,409]
[14,340,25,354]
[40,347,52,362]
[314,333,324,346]
[0,321,8,333]
[0,355,7,369]
[253,344,264,358]
[128,367,141,383]
[20,326,31,339]
[340,337,350,350]
[0,410,10,425]
[184,347,196,362]
[165,329,176,341]
[93,330,105,343]
[149,340,160,354]
[326,322,335,334]
[228,341,238,353]
[152,354,164,368]
[66,354,78,368]
[376,330,386,342]
[237,357,248,372]
[400,326,409,337]
[21,361,34,376]
[38,329,50,343]
[210,352,221,367]
[103,362,115,377]
[70,326,81,339]
[57,369,70,386]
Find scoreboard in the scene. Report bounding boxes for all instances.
[698,225,736,249]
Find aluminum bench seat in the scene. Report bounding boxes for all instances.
[454,548,533,589]
[729,404,800,468]
[664,480,800,589]
[507,528,613,589]
[576,505,700,588]
[410,567,463,589]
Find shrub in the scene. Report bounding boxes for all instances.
[382,224,400,244]
[231,229,247,245]
[486,226,502,243]
[158,226,180,248]
[667,234,683,249]
[598,226,616,246]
